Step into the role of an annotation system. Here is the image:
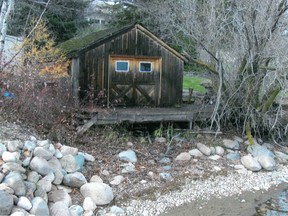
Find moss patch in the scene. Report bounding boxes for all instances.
[183,76,208,93]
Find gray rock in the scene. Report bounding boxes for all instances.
[74,154,85,170]
[34,187,48,203]
[48,189,72,207]
[11,207,31,216]
[80,183,114,205]
[69,205,83,216]
[60,145,78,156]
[34,147,53,160]
[241,154,262,171]
[189,149,203,157]
[175,152,191,161]
[121,162,136,173]
[83,197,97,211]
[17,196,32,211]
[2,151,18,162]
[90,175,103,183]
[53,169,64,185]
[37,139,52,149]
[226,152,241,160]
[54,149,63,159]
[3,171,26,196]
[0,142,7,156]
[63,172,87,188]
[7,140,23,152]
[257,155,276,171]
[60,154,80,173]
[0,183,15,194]
[215,146,225,155]
[27,171,40,183]
[247,144,275,158]
[0,190,14,215]
[223,139,240,150]
[110,206,125,215]
[30,156,52,176]
[78,152,95,162]
[24,181,37,199]
[50,201,71,216]
[208,155,222,160]
[23,141,36,151]
[274,151,288,161]
[233,136,244,143]
[118,149,137,163]
[29,197,49,216]
[22,157,32,167]
[163,165,172,171]
[48,144,56,155]
[158,157,171,164]
[196,143,212,156]
[48,156,62,172]
[109,175,125,186]
[159,173,172,182]
[2,162,26,173]
[155,137,167,143]
[37,172,55,192]
[0,172,5,182]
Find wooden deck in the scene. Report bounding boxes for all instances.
[77,104,215,134]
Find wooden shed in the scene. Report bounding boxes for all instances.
[60,23,185,107]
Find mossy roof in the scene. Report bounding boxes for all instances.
[58,23,135,57]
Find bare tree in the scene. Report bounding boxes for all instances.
[139,0,288,142]
[0,0,14,58]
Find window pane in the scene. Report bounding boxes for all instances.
[139,62,152,72]
[116,61,129,72]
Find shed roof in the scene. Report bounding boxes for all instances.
[59,23,186,61]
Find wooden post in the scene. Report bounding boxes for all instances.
[188,88,193,103]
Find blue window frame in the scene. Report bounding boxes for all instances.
[139,62,152,72]
[115,61,129,72]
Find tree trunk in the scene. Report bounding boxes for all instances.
[0,0,14,63]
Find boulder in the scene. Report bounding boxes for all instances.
[189,149,203,157]
[175,152,191,161]
[34,147,53,160]
[80,183,114,205]
[48,157,63,172]
[17,196,32,211]
[118,149,137,163]
[0,143,7,156]
[226,152,241,160]
[2,151,18,162]
[274,151,288,162]
[196,143,212,156]
[74,154,85,170]
[7,140,23,152]
[63,172,87,188]
[2,162,26,173]
[30,156,52,176]
[27,171,40,183]
[83,197,97,211]
[215,146,225,156]
[3,171,26,196]
[23,140,36,151]
[109,175,125,186]
[48,189,72,207]
[241,155,262,171]
[247,144,274,158]
[29,197,49,216]
[50,201,71,216]
[37,139,52,149]
[90,175,103,183]
[78,152,95,162]
[69,205,83,216]
[257,155,276,171]
[60,145,78,156]
[0,190,14,215]
[223,139,240,150]
[60,155,80,173]
[158,157,171,164]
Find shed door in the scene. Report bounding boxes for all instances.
[109,56,161,107]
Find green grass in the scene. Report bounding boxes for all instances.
[183,76,208,93]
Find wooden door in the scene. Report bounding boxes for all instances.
[109,56,161,107]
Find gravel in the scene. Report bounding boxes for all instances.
[107,164,288,216]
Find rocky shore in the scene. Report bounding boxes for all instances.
[0,121,288,215]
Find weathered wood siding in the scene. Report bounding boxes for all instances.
[76,26,183,107]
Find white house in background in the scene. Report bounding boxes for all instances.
[85,0,134,26]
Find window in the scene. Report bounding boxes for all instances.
[139,62,152,72]
[115,61,129,72]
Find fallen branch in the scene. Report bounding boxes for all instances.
[76,115,98,135]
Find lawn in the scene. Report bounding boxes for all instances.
[183,76,208,93]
